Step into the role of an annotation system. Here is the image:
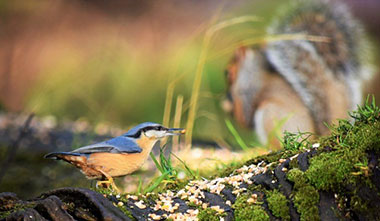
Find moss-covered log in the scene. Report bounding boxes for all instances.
[1,103,380,220]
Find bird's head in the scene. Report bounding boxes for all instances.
[124,122,185,140]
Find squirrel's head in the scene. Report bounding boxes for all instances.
[222,46,270,128]
[222,47,247,116]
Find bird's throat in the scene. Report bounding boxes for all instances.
[136,135,158,154]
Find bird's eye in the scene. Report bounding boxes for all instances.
[157,126,163,131]
[143,127,153,132]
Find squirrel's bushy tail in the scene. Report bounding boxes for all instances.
[265,0,374,132]
[268,0,373,80]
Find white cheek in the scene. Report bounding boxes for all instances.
[145,130,165,138]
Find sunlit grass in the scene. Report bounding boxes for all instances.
[184,15,260,150]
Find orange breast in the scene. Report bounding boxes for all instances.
[86,152,150,177]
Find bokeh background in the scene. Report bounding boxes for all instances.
[0,0,379,197]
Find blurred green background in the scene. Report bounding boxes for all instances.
[1,0,379,145]
[0,0,278,147]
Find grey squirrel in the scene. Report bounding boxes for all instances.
[223,0,374,147]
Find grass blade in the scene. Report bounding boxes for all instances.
[150,152,164,174]
[171,151,196,178]
[173,95,183,152]
[143,170,171,194]
[225,119,249,151]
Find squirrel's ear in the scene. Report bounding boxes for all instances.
[235,46,247,57]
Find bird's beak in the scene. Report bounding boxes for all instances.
[166,128,186,136]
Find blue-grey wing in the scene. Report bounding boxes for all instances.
[72,136,142,154]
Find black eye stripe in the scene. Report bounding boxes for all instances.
[125,125,167,138]
[143,126,153,132]
[141,126,165,132]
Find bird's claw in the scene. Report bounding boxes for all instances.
[96,179,120,193]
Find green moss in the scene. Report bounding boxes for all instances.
[289,157,299,169]
[247,184,266,193]
[248,151,289,164]
[236,205,269,221]
[187,202,198,208]
[114,195,137,220]
[266,190,290,220]
[303,97,380,194]
[233,193,269,221]
[118,205,135,220]
[293,185,319,221]
[164,178,192,192]
[287,168,307,189]
[0,202,36,219]
[349,190,380,221]
[298,99,380,220]
[305,150,361,191]
[198,208,225,221]
[287,169,319,221]
[350,195,368,213]
[92,187,115,196]
[213,162,244,178]
[145,193,159,203]
[0,211,12,219]
[306,118,380,191]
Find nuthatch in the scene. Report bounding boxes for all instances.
[45,122,185,192]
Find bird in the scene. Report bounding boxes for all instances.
[45,122,185,192]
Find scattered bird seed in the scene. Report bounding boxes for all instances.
[135,200,146,209]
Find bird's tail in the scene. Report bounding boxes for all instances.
[44,152,82,160]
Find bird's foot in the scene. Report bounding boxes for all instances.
[96,178,120,193]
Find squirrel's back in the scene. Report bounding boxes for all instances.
[224,0,375,145]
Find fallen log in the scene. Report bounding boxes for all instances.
[1,103,380,220]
